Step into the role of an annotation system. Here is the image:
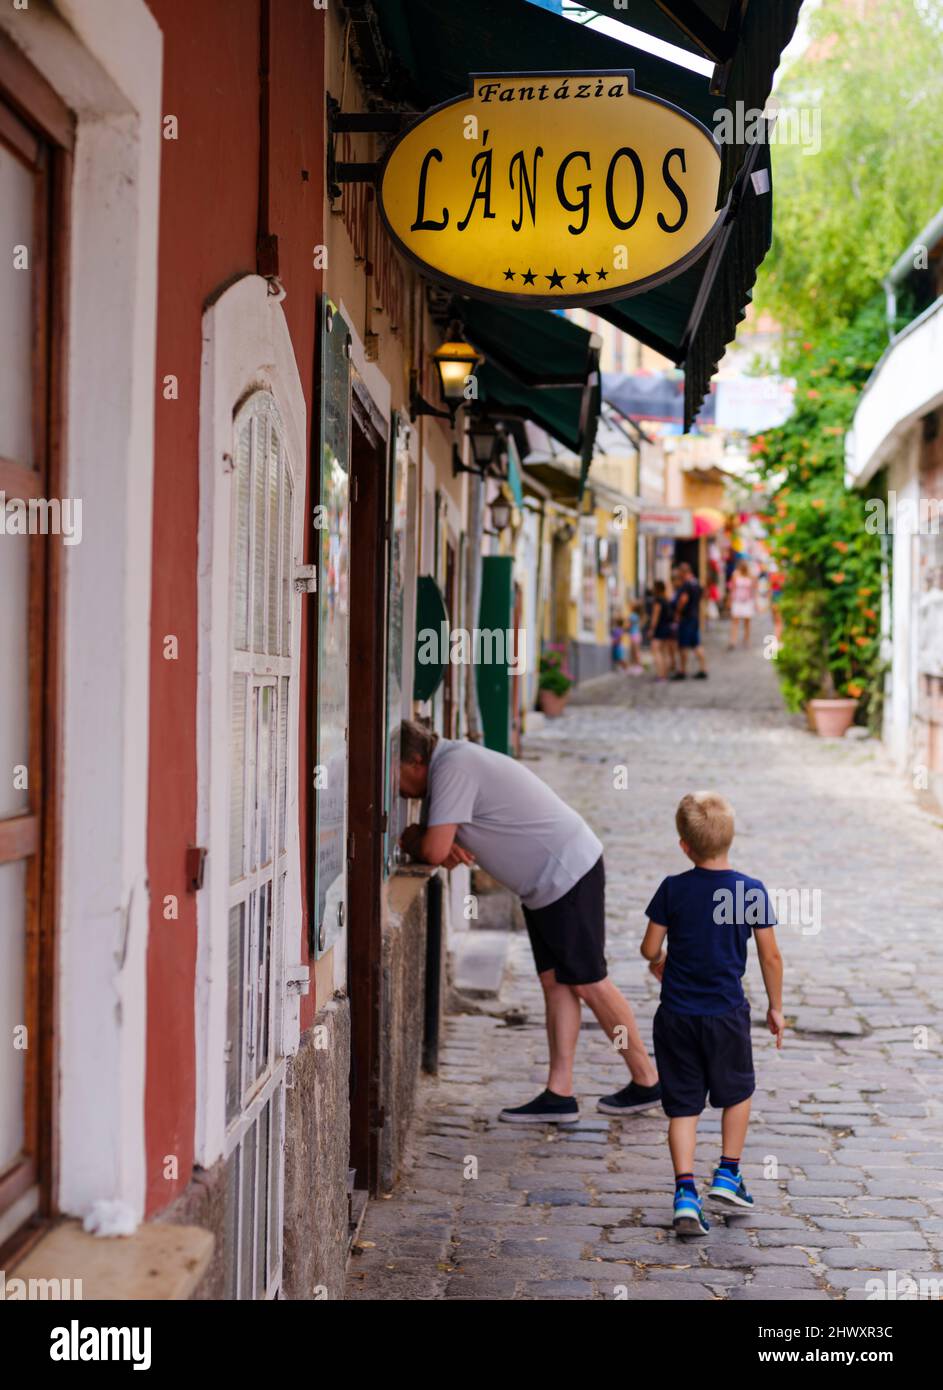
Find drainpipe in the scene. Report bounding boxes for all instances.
[464,466,484,742]
[884,277,896,343]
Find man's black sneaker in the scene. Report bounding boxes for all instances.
[597,1081,662,1116]
[499,1088,580,1124]
[669,672,686,681]
[693,671,709,680]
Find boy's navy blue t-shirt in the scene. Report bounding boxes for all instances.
[645,867,775,1016]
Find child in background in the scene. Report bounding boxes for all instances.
[611,617,628,673]
[639,792,785,1236]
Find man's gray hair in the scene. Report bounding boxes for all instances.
[400,719,438,765]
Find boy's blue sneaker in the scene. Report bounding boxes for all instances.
[672,1188,710,1237]
[708,1166,754,1209]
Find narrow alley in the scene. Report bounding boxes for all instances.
[347,628,943,1301]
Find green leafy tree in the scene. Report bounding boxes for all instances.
[756,303,886,724]
[748,1,943,724]
[756,0,943,363]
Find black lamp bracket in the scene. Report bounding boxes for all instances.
[326,94,417,201]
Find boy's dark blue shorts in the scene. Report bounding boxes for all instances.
[677,619,701,649]
[653,1001,755,1117]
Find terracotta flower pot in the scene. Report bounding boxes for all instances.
[806,697,858,738]
[538,688,570,718]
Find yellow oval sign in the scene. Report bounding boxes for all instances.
[378,70,724,308]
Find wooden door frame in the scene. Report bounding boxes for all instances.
[346,385,389,1194]
[0,32,71,1260]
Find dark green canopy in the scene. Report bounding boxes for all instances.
[473,358,600,467]
[344,0,783,429]
[455,296,599,389]
[578,1,804,206]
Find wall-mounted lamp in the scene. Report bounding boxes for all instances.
[453,425,500,479]
[410,323,483,426]
[485,491,513,537]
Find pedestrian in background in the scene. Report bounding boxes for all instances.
[649,580,674,681]
[728,559,758,650]
[671,563,708,681]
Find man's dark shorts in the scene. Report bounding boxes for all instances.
[653,1001,755,1117]
[677,618,701,649]
[522,856,607,986]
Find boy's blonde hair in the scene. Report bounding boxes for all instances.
[676,791,735,861]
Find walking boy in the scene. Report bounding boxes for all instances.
[640,792,784,1235]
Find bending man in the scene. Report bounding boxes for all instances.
[398,720,661,1124]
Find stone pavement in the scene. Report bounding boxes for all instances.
[346,623,943,1301]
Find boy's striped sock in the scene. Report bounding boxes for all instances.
[674,1172,697,1196]
[719,1155,740,1176]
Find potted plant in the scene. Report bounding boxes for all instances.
[754,304,888,739]
[773,587,859,736]
[538,647,573,717]
[806,670,860,738]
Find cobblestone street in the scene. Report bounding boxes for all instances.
[346,625,943,1302]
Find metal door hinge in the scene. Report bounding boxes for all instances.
[185,846,207,893]
[286,964,310,997]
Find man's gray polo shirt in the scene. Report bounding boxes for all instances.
[425,738,603,910]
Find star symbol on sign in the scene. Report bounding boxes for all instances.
[596,267,609,281]
[545,268,566,288]
[521,267,537,285]
[503,268,516,281]
[574,267,590,284]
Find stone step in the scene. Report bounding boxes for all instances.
[452,930,510,998]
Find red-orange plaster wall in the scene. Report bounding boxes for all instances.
[144,0,325,1215]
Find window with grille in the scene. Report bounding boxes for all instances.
[223,392,294,1299]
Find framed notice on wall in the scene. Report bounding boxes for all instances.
[314,299,351,957]
[382,412,411,877]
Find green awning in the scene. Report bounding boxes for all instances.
[367,0,717,131]
[455,297,599,389]
[449,295,602,463]
[599,140,773,426]
[348,0,778,432]
[578,1,804,207]
[474,359,599,465]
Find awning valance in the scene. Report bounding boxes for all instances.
[578,1,804,206]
